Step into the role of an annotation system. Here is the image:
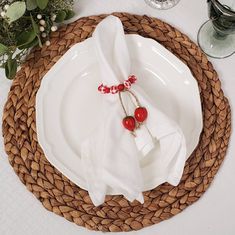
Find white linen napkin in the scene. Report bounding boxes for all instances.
[80,15,187,206]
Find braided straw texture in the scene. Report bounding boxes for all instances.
[2,13,231,232]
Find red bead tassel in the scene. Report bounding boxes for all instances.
[98,75,148,134]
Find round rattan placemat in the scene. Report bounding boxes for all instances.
[2,13,231,232]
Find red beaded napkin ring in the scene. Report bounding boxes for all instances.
[98,75,148,135]
[98,75,137,94]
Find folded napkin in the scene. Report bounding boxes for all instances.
[81,16,187,206]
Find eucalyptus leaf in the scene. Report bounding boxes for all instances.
[0,43,8,55]
[65,10,75,20]
[31,14,39,34]
[55,11,67,23]
[36,0,49,10]
[16,29,36,48]
[5,1,26,24]
[26,0,37,10]
[5,58,17,79]
[18,37,38,50]
[30,14,42,47]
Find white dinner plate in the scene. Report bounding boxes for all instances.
[36,35,203,193]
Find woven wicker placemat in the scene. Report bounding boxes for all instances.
[2,13,231,232]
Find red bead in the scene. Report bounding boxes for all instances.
[128,75,137,84]
[101,87,106,94]
[124,80,132,89]
[134,107,148,123]
[122,116,136,131]
[118,84,125,92]
[98,84,103,92]
[110,86,118,94]
[104,86,110,94]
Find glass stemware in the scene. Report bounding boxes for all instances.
[145,0,180,10]
[197,0,235,58]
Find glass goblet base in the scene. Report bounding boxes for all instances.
[145,0,180,10]
[198,20,235,59]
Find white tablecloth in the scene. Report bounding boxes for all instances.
[0,0,234,234]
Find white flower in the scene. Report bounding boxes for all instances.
[51,26,58,32]
[45,41,51,46]
[0,11,6,18]
[39,20,46,26]
[37,14,42,19]
[41,32,47,38]
[39,26,45,32]
[4,4,9,10]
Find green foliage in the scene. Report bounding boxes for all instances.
[30,14,42,47]
[36,0,49,10]
[0,43,8,55]
[31,15,39,34]
[16,28,36,48]
[5,1,27,23]
[18,37,38,50]
[0,0,75,79]
[26,0,37,10]
[65,10,75,20]
[55,9,75,22]
[55,10,67,23]
[5,57,17,79]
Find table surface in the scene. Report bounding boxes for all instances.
[0,0,234,235]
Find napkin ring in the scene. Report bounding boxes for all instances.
[98,75,137,94]
[98,75,148,135]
